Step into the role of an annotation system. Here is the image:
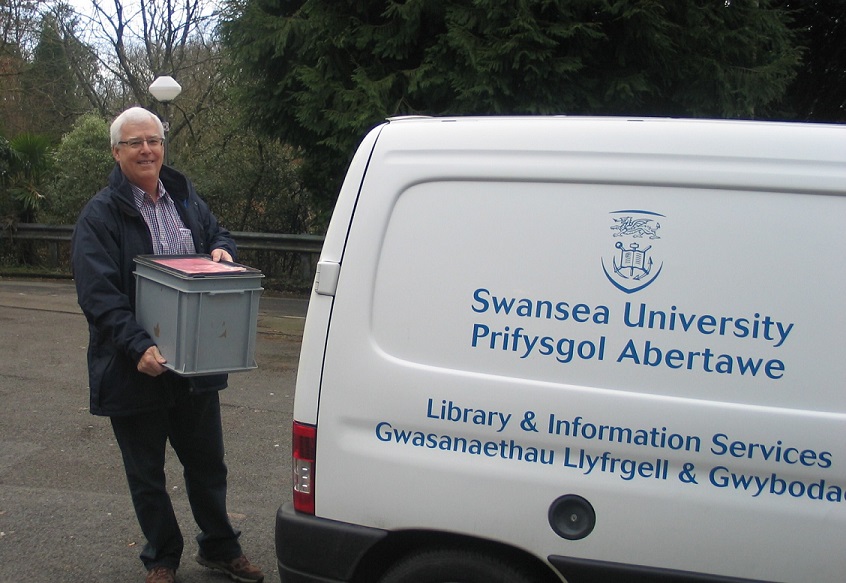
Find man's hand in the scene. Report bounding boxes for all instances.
[211,248,233,262]
[137,345,168,377]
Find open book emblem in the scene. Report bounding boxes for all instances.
[601,210,664,293]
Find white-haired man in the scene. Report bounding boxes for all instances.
[72,107,264,583]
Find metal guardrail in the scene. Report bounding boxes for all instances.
[5,223,325,252]
[232,231,325,254]
[5,223,74,242]
[2,224,326,279]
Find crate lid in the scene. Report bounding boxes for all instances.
[134,254,262,278]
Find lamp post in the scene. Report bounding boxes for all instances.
[148,75,182,166]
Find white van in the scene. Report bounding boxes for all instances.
[275,117,846,583]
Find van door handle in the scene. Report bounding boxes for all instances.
[314,261,341,296]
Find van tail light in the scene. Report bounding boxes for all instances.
[292,421,317,514]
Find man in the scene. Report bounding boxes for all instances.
[72,107,264,583]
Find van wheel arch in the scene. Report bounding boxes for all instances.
[351,531,563,583]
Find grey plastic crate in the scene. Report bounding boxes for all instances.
[134,254,264,376]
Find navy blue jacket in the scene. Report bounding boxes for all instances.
[72,164,237,416]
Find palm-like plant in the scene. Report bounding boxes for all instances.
[1,133,54,265]
[4,133,53,224]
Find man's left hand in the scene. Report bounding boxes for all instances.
[211,248,233,262]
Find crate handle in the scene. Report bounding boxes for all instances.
[205,289,249,296]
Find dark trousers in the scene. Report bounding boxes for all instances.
[110,386,242,571]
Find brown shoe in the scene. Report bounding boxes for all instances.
[196,554,264,583]
[145,566,176,583]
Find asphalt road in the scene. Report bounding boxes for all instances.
[0,278,307,583]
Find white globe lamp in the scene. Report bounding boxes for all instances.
[148,76,182,165]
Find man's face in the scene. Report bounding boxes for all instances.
[112,117,164,190]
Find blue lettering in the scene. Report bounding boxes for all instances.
[470,288,608,323]
[471,288,490,313]
[736,356,763,376]
[617,340,785,379]
[493,295,516,314]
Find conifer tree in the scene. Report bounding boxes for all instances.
[21,14,84,142]
[777,0,845,122]
[222,0,800,214]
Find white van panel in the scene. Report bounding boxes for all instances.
[292,124,385,425]
[371,181,843,409]
[301,118,846,582]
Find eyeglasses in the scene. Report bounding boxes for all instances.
[118,137,165,149]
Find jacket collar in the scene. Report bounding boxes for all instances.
[159,164,190,202]
[108,164,191,213]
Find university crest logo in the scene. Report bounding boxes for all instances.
[601,210,665,294]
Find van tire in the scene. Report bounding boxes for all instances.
[377,548,535,583]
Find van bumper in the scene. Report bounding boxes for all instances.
[275,502,388,583]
